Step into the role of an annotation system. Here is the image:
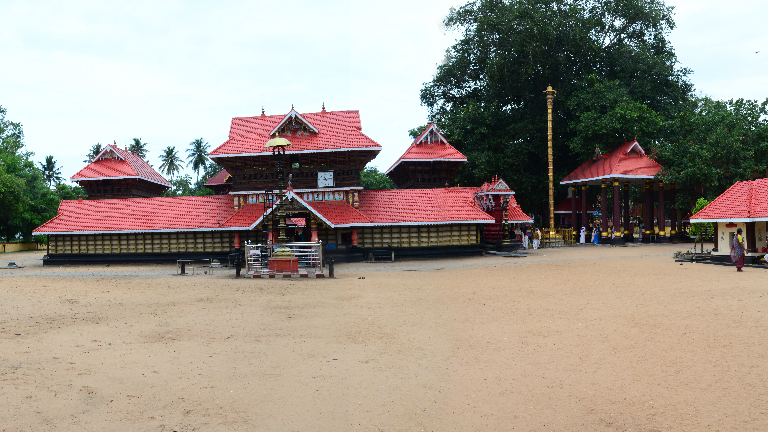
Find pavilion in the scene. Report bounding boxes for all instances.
[560,140,674,244]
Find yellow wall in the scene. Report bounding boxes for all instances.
[1,242,46,253]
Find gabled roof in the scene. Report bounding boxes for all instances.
[204,169,231,186]
[385,123,466,174]
[560,140,661,185]
[358,188,496,225]
[475,177,514,195]
[209,109,382,157]
[269,109,319,135]
[33,195,236,235]
[690,178,768,222]
[72,144,171,187]
[553,197,597,214]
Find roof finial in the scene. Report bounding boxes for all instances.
[291,104,294,110]
[261,106,265,116]
[322,102,325,111]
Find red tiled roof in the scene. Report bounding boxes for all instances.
[209,109,382,157]
[205,169,231,186]
[72,144,171,186]
[303,200,372,227]
[560,140,661,185]
[506,205,534,223]
[219,203,268,228]
[385,123,466,174]
[358,188,495,225]
[33,195,236,235]
[690,178,768,222]
[476,177,514,195]
[553,197,596,214]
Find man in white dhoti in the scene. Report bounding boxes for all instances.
[580,226,586,243]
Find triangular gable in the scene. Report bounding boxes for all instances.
[92,144,126,163]
[269,109,319,136]
[415,123,448,145]
[491,179,510,191]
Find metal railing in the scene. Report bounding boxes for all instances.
[244,241,323,276]
[541,228,575,247]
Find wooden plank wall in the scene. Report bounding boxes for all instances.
[49,231,262,254]
[318,224,479,248]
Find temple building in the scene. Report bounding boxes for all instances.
[34,106,532,264]
[690,178,768,264]
[560,140,677,244]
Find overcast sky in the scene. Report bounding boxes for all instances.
[1,0,766,183]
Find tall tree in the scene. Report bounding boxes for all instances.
[39,155,63,187]
[654,97,768,207]
[84,143,102,163]
[186,138,210,183]
[159,146,183,180]
[360,166,397,190]
[128,138,149,159]
[420,0,692,217]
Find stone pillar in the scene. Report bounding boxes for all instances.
[613,178,621,238]
[712,222,719,252]
[351,228,358,247]
[571,186,577,231]
[623,181,631,240]
[644,180,653,242]
[658,181,666,240]
[601,180,609,241]
[266,222,273,244]
[310,218,319,243]
[746,222,756,253]
[670,184,677,237]
[581,183,588,230]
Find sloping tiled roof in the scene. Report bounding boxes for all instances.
[33,195,237,235]
[506,205,534,223]
[303,200,372,227]
[72,144,171,186]
[560,140,661,185]
[204,169,231,186]
[209,109,382,157]
[219,203,268,228]
[553,197,596,214]
[385,124,466,174]
[358,188,495,225]
[690,178,768,222]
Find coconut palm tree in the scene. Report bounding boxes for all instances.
[128,138,149,159]
[39,155,63,187]
[159,146,182,181]
[186,138,210,183]
[84,143,103,163]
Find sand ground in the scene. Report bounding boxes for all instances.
[1,244,767,431]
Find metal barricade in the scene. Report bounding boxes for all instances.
[245,241,324,276]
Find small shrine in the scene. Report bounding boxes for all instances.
[690,178,768,264]
[385,123,467,189]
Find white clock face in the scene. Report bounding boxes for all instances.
[318,171,334,188]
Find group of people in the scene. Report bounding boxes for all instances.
[515,226,543,249]
[579,225,601,244]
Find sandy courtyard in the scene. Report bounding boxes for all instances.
[1,244,767,431]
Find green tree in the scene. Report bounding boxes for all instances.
[159,146,183,180]
[360,166,397,190]
[420,0,692,217]
[39,155,63,187]
[408,125,429,140]
[128,138,149,159]
[194,161,222,193]
[655,97,768,207]
[688,198,712,254]
[186,138,210,183]
[84,143,102,163]
[164,174,195,197]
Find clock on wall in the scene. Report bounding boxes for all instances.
[318,171,334,188]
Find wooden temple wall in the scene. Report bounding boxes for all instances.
[48,231,262,255]
[315,224,479,248]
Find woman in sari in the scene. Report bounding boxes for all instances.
[731,227,746,271]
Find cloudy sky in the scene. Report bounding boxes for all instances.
[1,0,766,183]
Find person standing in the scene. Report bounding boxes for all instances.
[523,226,529,249]
[731,227,746,271]
[579,226,586,244]
[592,224,600,244]
[533,228,541,249]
